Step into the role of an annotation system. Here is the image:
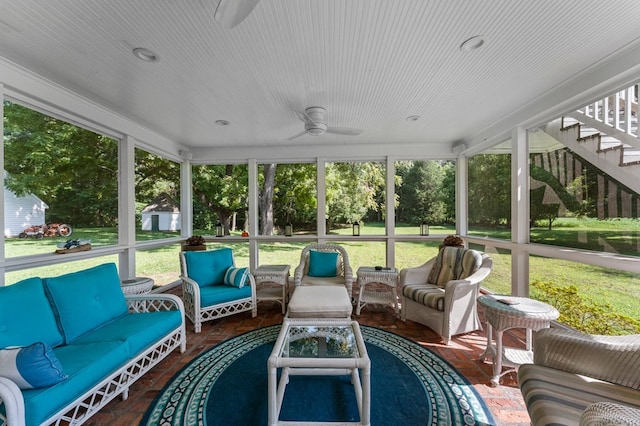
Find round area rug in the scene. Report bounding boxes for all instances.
[141,325,495,425]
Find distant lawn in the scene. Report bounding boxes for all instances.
[4,220,639,319]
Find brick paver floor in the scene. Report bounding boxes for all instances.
[88,285,531,425]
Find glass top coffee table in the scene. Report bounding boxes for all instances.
[267,319,371,426]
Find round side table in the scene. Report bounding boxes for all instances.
[120,277,154,295]
[478,295,559,386]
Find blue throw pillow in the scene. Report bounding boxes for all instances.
[308,250,340,277]
[184,248,235,287]
[223,267,249,288]
[43,263,128,343]
[0,342,68,389]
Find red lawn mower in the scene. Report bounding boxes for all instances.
[18,223,73,239]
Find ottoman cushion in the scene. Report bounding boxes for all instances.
[288,286,352,318]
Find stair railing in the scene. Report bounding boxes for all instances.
[578,83,639,141]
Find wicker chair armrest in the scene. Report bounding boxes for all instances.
[399,259,436,287]
[125,293,185,314]
[0,377,26,426]
[533,328,640,390]
[293,263,305,287]
[580,402,640,425]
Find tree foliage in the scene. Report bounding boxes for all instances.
[395,160,453,225]
[468,154,511,226]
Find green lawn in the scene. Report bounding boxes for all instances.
[4,221,639,319]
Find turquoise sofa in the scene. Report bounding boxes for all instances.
[0,263,186,426]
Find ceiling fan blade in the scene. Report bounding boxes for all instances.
[326,127,364,136]
[295,110,315,125]
[214,0,260,29]
[287,131,307,141]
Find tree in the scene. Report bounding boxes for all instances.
[395,160,452,225]
[468,154,511,226]
[3,101,119,226]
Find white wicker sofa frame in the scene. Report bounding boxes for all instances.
[399,249,492,345]
[0,265,186,426]
[518,328,640,426]
[293,244,354,299]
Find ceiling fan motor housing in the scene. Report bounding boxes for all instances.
[304,106,328,135]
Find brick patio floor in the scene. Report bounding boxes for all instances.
[88,286,531,425]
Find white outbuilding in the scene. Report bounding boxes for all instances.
[141,192,181,232]
[4,187,48,237]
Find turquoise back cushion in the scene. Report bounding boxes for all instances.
[44,263,128,343]
[184,248,235,287]
[0,277,64,348]
[427,247,482,287]
[308,250,340,277]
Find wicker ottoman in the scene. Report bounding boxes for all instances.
[287,285,353,318]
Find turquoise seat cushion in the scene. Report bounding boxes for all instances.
[72,311,182,355]
[200,284,252,307]
[184,248,234,287]
[403,284,446,311]
[0,277,64,348]
[307,250,339,277]
[22,340,130,426]
[44,263,128,344]
[0,342,67,389]
[427,247,482,287]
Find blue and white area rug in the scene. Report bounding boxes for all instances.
[141,325,495,425]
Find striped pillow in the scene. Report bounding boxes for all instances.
[427,247,482,288]
[223,267,249,288]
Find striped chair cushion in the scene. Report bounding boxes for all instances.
[402,284,445,311]
[427,247,482,288]
[518,364,640,426]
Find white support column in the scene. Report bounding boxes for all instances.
[511,126,530,296]
[386,157,395,267]
[317,159,327,241]
[456,155,468,237]
[180,159,193,238]
[118,135,136,280]
[248,159,259,269]
[0,84,5,286]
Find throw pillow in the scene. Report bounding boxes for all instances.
[223,267,249,288]
[0,342,68,389]
[308,250,340,277]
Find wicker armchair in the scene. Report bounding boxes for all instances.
[399,247,492,345]
[293,244,354,299]
[179,248,257,333]
[518,328,640,426]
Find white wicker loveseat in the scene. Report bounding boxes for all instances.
[518,328,640,426]
[0,263,186,426]
[399,246,492,345]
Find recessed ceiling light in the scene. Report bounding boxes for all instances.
[460,35,485,52]
[215,120,230,126]
[405,115,420,122]
[132,47,159,62]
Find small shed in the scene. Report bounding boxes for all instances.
[4,187,48,237]
[141,192,181,232]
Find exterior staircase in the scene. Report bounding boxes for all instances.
[542,83,640,195]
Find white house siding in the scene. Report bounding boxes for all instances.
[141,212,181,232]
[4,188,48,237]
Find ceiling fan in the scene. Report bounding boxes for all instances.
[214,0,260,28]
[288,107,364,141]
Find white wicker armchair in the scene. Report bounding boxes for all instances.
[293,244,354,299]
[518,328,640,426]
[398,247,492,345]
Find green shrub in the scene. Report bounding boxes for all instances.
[531,280,640,335]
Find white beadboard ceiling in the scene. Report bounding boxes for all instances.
[1,0,640,155]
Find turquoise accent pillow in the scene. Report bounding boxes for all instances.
[184,248,235,287]
[43,263,128,343]
[223,267,249,288]
[0,342,68,389]
[0,277,64,348]
[308,250,339,277]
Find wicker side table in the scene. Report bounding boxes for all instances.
[253,264,290,314]
[120,277,154,295]
[478,295,559,386]
[355,266,399,316]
